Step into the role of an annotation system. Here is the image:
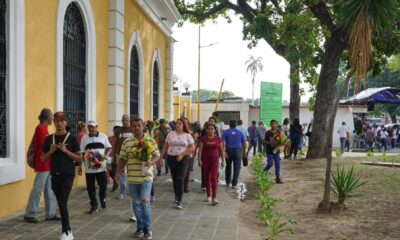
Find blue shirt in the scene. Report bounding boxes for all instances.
[223,128,245,149]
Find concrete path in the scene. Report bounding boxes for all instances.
[0,165,264,240]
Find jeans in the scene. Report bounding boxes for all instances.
[367,140,374,151]
[264,152,281,179]
[129,181,153,231]
[25,171,57,219]
[290,134,301,158]
[249,139,258,155]
[381,138,387,151]
[225,148,242,186]
[52,173,74,234]
[340,137,346,152]
[119,172,127,196]
[257,140,264,153]
[85,172,107,208]
[167,155,189,202]
[184,157,194,191]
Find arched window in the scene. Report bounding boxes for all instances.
[0,0,7,157]
[153,61,159,120]
[130,46,139,119]
[63,2,86,135]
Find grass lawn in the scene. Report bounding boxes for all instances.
[239,156,400,240]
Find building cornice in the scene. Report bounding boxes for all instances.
[134,0,182,36]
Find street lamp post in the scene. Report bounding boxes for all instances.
[197,25,217,122]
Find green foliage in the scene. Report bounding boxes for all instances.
[367,150,374,157]
[246,56,264,77]
[382,153,388,162]
[253,154,295,239]
[331,165,367,205]
[388,54,400,71]
[335,150,343,157]
[190,89,235,103]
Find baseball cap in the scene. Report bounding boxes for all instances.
[87,120,97,127]
[53,111,67,121]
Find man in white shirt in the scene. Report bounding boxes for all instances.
[338,122,348,152]
[80,120,112,214]
[379,128,388,152]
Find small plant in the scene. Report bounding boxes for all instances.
[252,154,295,239]
[331,165,366,205]
[367,150,374,157]
[335,150,343,157]
[382,152,388,162]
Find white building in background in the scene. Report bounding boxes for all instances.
[191,101,367,148]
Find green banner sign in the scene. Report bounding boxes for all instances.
[260,82,283,125]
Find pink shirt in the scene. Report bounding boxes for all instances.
[165,131,194,156]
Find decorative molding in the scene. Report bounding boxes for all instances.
[134,0,181,36]
[151,48,163,120]
[56,0,97,121]
[0,0,25,185]
[126,30,145,119]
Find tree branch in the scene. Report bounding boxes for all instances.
[306,1,335,33]
[179,2,227,22]
[270,0,284,16]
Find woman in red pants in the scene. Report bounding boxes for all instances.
[198,124,225,205]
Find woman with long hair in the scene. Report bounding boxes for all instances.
[76,121,87,144]
[289,118,303,160]
[198,124,225,205]
[161,118,194,209]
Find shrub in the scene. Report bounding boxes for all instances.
[367,151,374,157]
[331,165,366,205]
[335,150,343,157]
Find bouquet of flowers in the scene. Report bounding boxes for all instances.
[136,140,154,177]
[272,130,287,154]
[85,150,107,169]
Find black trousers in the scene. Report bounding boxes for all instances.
[51,173,74,234]
[167,155,189,202]
[85,172,107,208]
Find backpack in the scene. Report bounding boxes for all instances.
[26,136,36,169]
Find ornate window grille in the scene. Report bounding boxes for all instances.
[63,3,86,135]
[153,62,159,120]
[0,0,7,157]
[130,46,139,119]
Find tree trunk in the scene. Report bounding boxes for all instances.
[252,75,255,105]
[390,114,397,124]
[307,33,347,159]
[319,70,354,211]
[289,61,300,121]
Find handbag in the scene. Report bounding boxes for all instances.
[26,136,36,169]
[242,154,248,167]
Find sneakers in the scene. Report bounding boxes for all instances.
[60,231,73,240]
[88,207,98,214]
[45,215,61,221]
[133,229,144,239]
[144,230,153,240]
[23,216,38,223]
[100,200,107,209]
[116,194,127,200]
[130,215,137,222]
[212,199,220,205]
[176,202,183,210]
[203,197,211,203]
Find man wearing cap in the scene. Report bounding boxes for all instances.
[80,120,112,214]
[41,112,82,240]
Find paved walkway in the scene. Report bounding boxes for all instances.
[0,166,264,240]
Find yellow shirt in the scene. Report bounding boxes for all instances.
[119,134,160,184]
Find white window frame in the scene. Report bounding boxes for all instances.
[151,49,163,120]
[126,30,145,119]
[56,0,96,121]
[0,0,26,185]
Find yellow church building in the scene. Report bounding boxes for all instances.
[0,0,181,219]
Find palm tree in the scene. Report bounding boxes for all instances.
[246,56,263,105]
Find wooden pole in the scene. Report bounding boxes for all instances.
[197,25,201,121]
[214,79,225,112]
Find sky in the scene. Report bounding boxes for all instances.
[172,15,312,102]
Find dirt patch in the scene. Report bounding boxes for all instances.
[239,157,400,240]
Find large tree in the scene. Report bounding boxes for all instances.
[174,0,321,122]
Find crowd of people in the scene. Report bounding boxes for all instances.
[354,122,400,152]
